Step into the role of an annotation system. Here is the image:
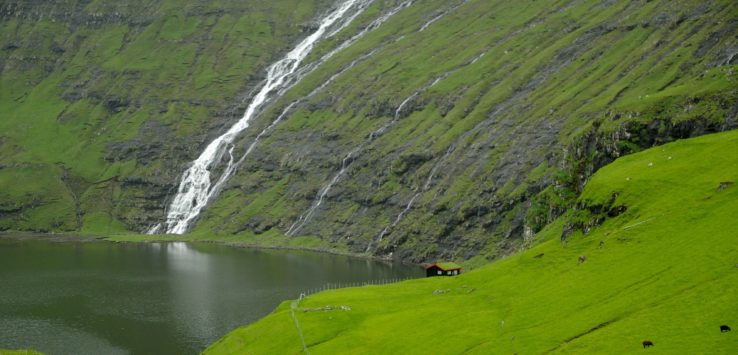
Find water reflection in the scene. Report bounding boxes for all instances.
[164,243,218,344]
[0,239,421,354]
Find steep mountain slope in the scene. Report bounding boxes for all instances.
[0,0,334,232]
[190,0,738,262]
[205,130,738,354]
[2,0,737,263]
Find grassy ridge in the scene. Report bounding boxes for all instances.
[2,0,737,261]
[196,0,738,262]
[0,0,332,232]
[205,130,738,354]
[0,351,43,355]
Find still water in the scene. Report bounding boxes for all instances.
[0,238,421,354]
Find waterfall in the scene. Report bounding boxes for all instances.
[419,13,445,32]
[153,0,415,234]
[469,51,486,65]
[364,47,494,252]
[286,147,361,236]
[155,0,373,234]
[288,74,443,237]
[365,145,454,252]
[419,0,468,32]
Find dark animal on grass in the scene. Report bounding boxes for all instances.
[578,255,586,264]
[642,340,653,348]
[534,253,544,258]
[599,241,605,249]
[721,325,731,332]
[718,181,734,190]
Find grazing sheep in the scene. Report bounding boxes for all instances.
[578,255,586,264]
[721,325,731,333]
[642,340,653,348]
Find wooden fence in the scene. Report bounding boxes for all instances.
[299,277,414,297]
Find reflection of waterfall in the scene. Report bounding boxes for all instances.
[166,242,210,274]
[151,0,376,234]
[164,243,216,340]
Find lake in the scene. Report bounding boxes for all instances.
[0,237,422,354]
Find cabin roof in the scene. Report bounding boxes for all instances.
[425,262,462,271]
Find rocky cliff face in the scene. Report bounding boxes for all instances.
[0,0,333,232]
[191,0,737,263]
[1,0,736,263]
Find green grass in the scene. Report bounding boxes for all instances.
[2,0,737,265]
[0,0,334,233]
[196,0,737,262]
[0,350,44,355]
[204,130,738,354]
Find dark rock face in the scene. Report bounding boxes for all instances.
[1,1,157,27]
[0,0,335,233]
[106,121,188,166]
[197,0,737,263]
[2,0,736,264]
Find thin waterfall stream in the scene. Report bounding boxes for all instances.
[287,75,444,237]
[418,0,468,32]
[151,0,413,234]
[289,45,489,241]
[365,50,492,252]
[367,145,453,252]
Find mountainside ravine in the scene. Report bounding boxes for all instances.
[1,0,736,263]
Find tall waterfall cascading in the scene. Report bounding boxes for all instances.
[152,0,416,235]
[154,0,373,235]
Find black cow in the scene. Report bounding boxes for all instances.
[721,325,731,333]
[642,340,653,348]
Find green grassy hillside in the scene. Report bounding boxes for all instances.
[192,0,738,263]
[0,0,332,233]
[205,130,738,354]
[2,0,737,263]
[0,351,43,355]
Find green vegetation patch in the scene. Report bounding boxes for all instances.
[205,131,738,354]
[0,350,45,355]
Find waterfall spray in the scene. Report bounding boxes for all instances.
[155,0,372,234]
[153,0,415,234]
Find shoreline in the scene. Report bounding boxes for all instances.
[0,231,107,242]
[0,230,420,268]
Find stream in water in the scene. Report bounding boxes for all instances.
[0,237,421,354]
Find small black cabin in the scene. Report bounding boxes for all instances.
[425,262,463,277]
